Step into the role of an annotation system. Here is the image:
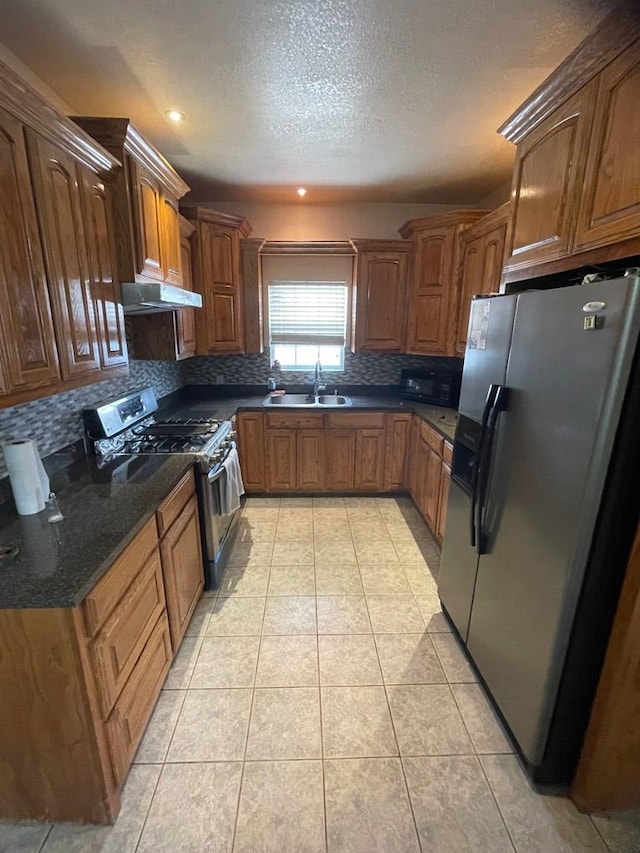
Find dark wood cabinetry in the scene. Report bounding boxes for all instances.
[352,240,410,352]
[325,430,356,491]
[297,430,326,490]
[354,428,386,491]
[498,8,640,284]
[502,86,596,276]
[72,117,190,289]
[26,131,102,381]
[129,215,197,361]
[237,411,266,492]
[455,205,509,355]
[574,42,640,253]
[400,211,488,355]
[407,416,452,543]
[266,430,297,491]
[158,474,203,652]
[182,207,252,355]
[0,105,60,397]
[384,413,412,490]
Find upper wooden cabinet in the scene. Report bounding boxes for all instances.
[26,132,102,381]
[352,240,411,352]
[400,211,488,356]
[129,215,196,361]
[181,207,252,355]
[0,105,60,397]
[498,6,640,284]
[502,85,596,275]
[574,42,640,252]
[0,60,125,408]
[455,204,510,355]
[72,117,190,287]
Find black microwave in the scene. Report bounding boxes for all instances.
[400,367,461,408]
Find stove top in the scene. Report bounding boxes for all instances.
[83,389,232,470]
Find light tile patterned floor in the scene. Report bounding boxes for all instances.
[3,496,640,852]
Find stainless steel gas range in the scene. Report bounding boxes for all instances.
[82,387,242,588]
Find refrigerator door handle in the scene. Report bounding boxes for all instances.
[476,384,510,555]
[470,384,499,547]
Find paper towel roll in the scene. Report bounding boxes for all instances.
[2,439,50,516]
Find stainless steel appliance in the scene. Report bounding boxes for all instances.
[400,365,462,407]
[439,276,640,786]
[83,388,241,589]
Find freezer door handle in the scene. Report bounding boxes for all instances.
[470,384,499,547]
[476,384,510,554]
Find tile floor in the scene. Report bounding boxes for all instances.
[3,496,640,852]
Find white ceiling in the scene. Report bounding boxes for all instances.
[0,0,613,203]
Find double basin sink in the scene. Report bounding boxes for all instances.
[263,393,352,407]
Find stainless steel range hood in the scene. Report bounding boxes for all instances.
[121,282,202,315]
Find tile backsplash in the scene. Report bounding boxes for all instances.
[0,360,182,480]
[0,351,461,480]
[182,352,461,387]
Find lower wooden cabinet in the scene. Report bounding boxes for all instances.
[237,411,266,491]
[266,429,297,491]
[384,413,412,490]
[297,430,326,490]
[354,429,386,490]
[326,430,356,491]
[159,492,204,652]
[0,468,206,825]
[407,416,453,542]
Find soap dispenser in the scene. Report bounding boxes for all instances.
[267,376,277,392]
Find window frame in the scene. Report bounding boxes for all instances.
[260,245,355,372]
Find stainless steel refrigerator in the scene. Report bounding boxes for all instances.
[439,275,640,785]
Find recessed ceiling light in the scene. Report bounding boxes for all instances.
[297,187,307,197]
[166,110,185,122]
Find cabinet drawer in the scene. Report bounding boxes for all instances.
[325,411,386,429]
[157,468,195,536]
[83,517,159,636]
[442,440,453,465]
[91,550,166,717]
[105,613,172,786]
[265,411,325,429]
[419,420,444,454]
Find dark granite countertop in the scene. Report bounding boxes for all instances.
[0,453,193,610]
[0,383,457,610]
[163,385,458,441]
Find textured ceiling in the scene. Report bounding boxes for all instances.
[0,0,614,203]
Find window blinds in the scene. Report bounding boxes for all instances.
[268,282,347,345]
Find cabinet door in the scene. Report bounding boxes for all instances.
[160,495,204,651]
[436,461,451,543]
[196,222,244,353]
[297,430,326,490]
[456,222,507,355]
[78,168,128,370]
[162,194,183,286]
[354,429,386,491]
[176,233,196,359]
[424,446,442,532]
[355,249,408,352]
[237,412,266,492]
[503,84,597,271]
[325,430,356,491]
[131,160,164,281]
[411,434,429,518]
[575,44,640,252]
[0,107,60,396]
[406,227,454,355]
[384,413,411,490]
[26,131,101,380]
[266,430,296,491]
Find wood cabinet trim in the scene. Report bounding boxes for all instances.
[259,240,353,254]
[498,4,640,143]
[157,468,195,536]
[399,210,488,238]
[73,117,189,198]
[181,205,252,236]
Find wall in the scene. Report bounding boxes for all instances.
[0,360,182,480]
[183,352,461,388]
[199,201,475,241]
[478,180,512,211]
[0,42,74,115]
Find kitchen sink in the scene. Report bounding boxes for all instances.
[263,393,352,407]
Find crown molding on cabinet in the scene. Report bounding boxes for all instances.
[0,60,119,177]
[179,205,252,236]
[498,0,640,143]
[398,210,489,238]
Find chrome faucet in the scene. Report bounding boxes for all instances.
[312,358,326,398]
